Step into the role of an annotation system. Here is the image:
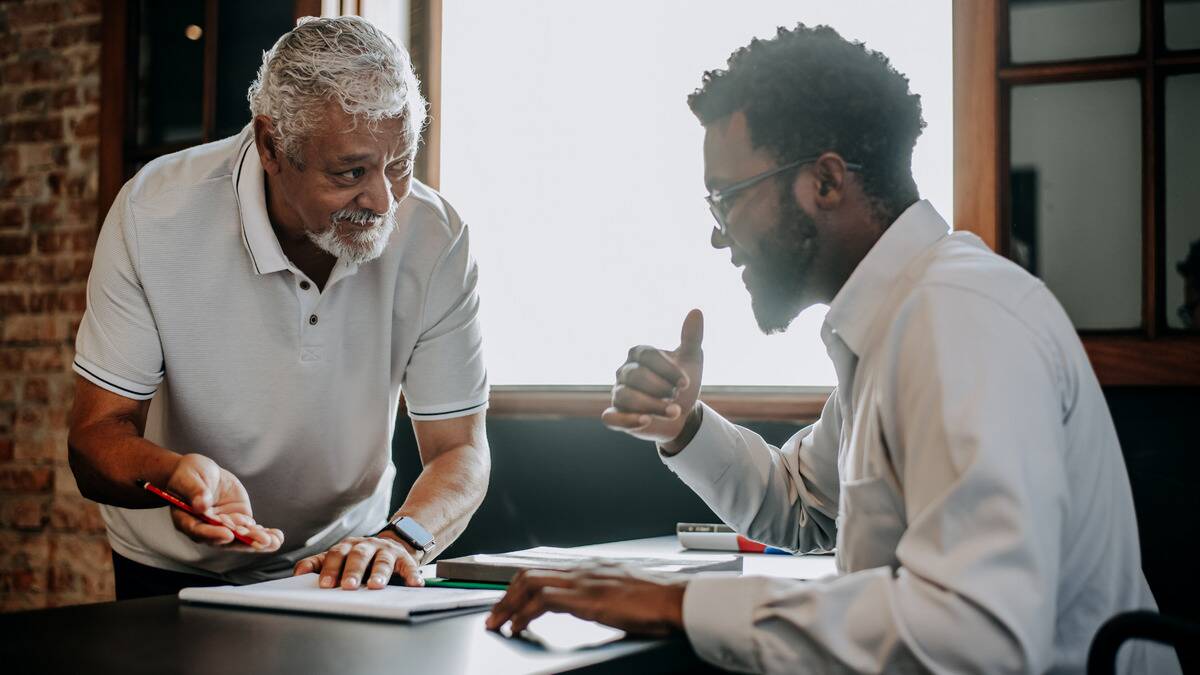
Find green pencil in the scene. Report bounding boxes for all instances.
[423,577,508,590]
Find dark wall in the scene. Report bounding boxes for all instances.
[391,416,803,557]
[391,389,1200,623]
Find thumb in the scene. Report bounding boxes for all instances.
[174,464,215,513]
[676,309,704,358]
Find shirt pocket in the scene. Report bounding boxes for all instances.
[837,475,906,573]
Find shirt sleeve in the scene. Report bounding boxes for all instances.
[401,222,489,421]
[678,285,1070,674]
[660,394,842,554]
[73,184,164,400]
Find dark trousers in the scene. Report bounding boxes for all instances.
[111,551,226,601]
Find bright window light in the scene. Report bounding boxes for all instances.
[439,1,952,386]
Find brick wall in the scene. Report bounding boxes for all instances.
[0,0,111,611]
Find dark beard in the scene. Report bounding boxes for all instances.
[747,191,819,334]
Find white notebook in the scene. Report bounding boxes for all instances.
[179,573,504,622]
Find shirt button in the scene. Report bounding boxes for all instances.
[309,314,318,325]
[299,280,310,290]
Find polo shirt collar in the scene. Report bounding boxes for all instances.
[823,199,949,357]
[234,139,290,276]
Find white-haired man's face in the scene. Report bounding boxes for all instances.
[256,102,416,264]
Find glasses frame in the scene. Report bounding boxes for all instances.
[704,155,864,236]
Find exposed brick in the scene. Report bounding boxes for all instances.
[0,466,54,492]
[69,110,97,137]
[22,376,48,403]
[14,432,65,463]
[0,408,14,436]
[29,200,56,226]
[5,2,64,28]
[2,313,64,341]
[21,345,64,372]
[48,495,103,533]
[48,534,111,596]
[27,288,85,313]
[0,495,50,530]
[21,143,68,173]
[1,117,62,143]
[0,205,23,230]
[2,0,106,612]
[0,290,27,313]
[0,258,53,283]
[0,233,32,255]
[51,256,89,283]
[35,229,92,254]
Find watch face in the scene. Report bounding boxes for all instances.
[393,517,435,549]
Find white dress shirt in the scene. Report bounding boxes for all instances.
[663,201,1178,673]
[75,127,488,582]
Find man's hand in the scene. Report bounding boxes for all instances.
[292,534,423,590]
[485,567,687,637]
[165,453,284,551]
[602,309,704,447]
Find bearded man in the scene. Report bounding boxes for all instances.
[487,24,1178,674]
[68,16,490,599]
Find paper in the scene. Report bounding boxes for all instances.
[501,613,627,651]
[179,573,504,622]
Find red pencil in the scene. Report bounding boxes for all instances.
[136,479,257,546]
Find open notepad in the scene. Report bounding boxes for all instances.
[179,573,504,623]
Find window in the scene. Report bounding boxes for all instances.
[420,0,952,391]
[955,0,1200,385]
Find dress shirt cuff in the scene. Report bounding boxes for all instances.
[659,402,738,488]
[682,574,763,672]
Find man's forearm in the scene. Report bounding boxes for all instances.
[391,442,490,558]
[68,421,182,508]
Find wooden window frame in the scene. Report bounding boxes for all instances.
[100,0,322,223]
[954,0,1200,386]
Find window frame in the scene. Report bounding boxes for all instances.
[956,0,1200,386]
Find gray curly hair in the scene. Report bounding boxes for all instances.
[248,15,427,168]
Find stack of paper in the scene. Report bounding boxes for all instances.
[436,546,743,584]
[179,573,503,623]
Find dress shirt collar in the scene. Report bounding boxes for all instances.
[823,199,950,357]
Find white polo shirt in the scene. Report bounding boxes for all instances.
[74,126,488,583]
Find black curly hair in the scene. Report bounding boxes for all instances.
[688,24,926,224]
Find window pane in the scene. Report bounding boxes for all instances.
[1165,0,1200,51]
[1166,74,1200,331]
[1009,79,1142,330]
[439,1,952,385]
[136,0,206,147]
[215,3,296,139]
[1009,0,1139,64]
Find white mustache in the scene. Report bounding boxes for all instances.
[331,208,385,227]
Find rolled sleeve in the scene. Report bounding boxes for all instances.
[402,223,489,420]
[74,185,165,400]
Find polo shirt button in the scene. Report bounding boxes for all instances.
[309,314,318,325]
[299,280,310,290]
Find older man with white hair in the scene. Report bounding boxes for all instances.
[67,16,491,599]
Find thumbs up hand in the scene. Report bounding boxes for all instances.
[602,309,705,447]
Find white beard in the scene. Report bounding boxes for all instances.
[307,205,397,264]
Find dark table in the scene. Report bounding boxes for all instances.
[0,594,717,674]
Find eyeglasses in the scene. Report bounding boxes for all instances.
[704,155,864,236]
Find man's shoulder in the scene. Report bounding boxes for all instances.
[121,132,245,216]
[907,232,1046,315]
[390,179,469,260]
